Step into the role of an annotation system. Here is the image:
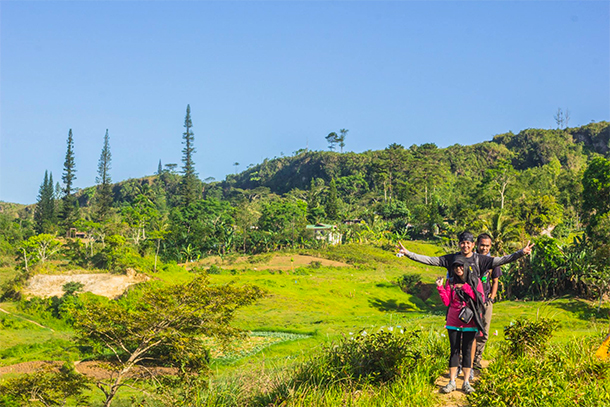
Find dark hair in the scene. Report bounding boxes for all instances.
[458,231,475,243]
[476,233,493,243]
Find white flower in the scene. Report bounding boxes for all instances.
[388,327,394,332]
[361,330,367,336]
[441,333,446,337]
[400,329,404,334]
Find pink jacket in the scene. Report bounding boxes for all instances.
[437,280,485,330]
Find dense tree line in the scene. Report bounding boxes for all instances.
[1,118,609,300]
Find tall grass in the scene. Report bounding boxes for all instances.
[198,328,446,407]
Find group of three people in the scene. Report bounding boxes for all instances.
[397,231,533,394]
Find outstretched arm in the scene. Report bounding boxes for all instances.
[397,241,449,268]
[488,241,535,268]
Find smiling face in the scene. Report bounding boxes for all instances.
[477,238,492,255]
[453,264,465,281]
[459,240,475,255]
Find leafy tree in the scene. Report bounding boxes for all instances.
[582,156,610,232]
[325,132,338,151]
[482,159,517,210]
[71,276,264,407]
[180,104,200,206]
[59,129,79,231]
[0,363,90,407]
[34,171,56,234]
[18,234,62,272]
[338,128,348,153]
[95,129,113,221]
[306,178,325,223]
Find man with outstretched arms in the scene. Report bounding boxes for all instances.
[397,231,533,282]
[472,233,502,370]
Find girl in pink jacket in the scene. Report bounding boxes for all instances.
[436,255,485,395]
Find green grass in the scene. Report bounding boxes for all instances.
[1,242,609,406]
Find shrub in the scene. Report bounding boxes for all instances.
[398,273,422,294]
[309,260,322,269]
[471,337,610,407]
[503,317,558,357]
[207,264,223,274]
[294,329,431,385]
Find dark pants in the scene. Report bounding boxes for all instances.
[448,329,476,368]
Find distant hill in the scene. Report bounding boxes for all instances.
[222,121,609,195]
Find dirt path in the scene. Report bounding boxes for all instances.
[0,306,54,332]
[435,360,489,407]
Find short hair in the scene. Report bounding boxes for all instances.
[458,231,475,243]
[476,233,493,244]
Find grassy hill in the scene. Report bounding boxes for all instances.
[1,241,608,406]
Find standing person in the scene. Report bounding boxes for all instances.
[397,231,533,281]
[473,233,502,370]
[436,256,484,394]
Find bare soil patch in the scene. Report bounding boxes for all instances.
[189,254,349,271]
[0,361,176,380]
[22,270,149,299]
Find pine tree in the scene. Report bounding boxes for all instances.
[34,171,56,233]
[179,104,199,206]
[325,178,339,221]
[157,159,163,175]
[96,129,113,221]
[60,129,78,231]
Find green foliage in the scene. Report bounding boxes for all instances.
[397,273,422,294]
[294,329,430,385]
[95,129,113,221]
[0,362,90,407]
[71,276,265,406]
[471,337,610,407]
[503,317,558,358]
[34,171,56,234]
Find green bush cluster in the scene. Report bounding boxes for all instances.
[397,273,422,294]
[294,329,440,386]
[503,317,558,357]
[471,338,610,407]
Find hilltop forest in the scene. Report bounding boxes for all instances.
[1,109,610,300]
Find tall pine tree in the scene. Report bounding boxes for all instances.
[60,129,79,231]
[96,129,113,221]
[179,105,199,206]
[325,178,339,221]
[34,171,56,233]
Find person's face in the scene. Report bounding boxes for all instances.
[459,240,475,255]
[454,265,464,278]
[477,238,492,255]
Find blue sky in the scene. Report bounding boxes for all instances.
[1,1,608,205]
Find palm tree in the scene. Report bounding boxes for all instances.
[479,210,523,255]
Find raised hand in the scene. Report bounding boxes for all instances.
[436,276,444,287]
[396,241,408,256]
[522,241,535,255]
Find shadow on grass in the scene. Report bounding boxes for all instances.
[550,298,610,322]
[368,298,415,313]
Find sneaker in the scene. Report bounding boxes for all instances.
[470,369,475,381]
[462,381,475,395]
[440,381,457,394]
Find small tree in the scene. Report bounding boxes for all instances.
[72,276,265,407]
[325,132,338,151]
[0,363,90,407]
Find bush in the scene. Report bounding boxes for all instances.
[503,317,558,357]
[207,264,223,274]
[471,337,610,407]
[398,273,422,294]
[294,329,433,385]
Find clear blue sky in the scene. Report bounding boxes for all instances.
[1,1,608,205]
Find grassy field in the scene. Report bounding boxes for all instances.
[1,241,609,406]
